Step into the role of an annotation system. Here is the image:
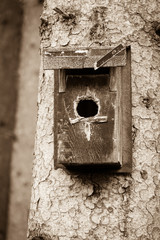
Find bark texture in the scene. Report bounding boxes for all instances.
[28,0,160,239]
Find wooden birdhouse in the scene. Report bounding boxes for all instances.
[43,46,132,172]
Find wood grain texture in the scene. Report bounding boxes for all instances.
[120,47,132,172]
[55,73,121,167]
[59,70,66,93]
[44,48,126,69]
[110,68,118,92]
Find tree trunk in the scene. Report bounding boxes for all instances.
[28,0,160,239]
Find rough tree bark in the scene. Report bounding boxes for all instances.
[28,0,160,239]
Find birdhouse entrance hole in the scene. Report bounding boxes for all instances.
[76,99,98,118]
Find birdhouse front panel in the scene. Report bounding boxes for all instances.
[56,71,120,167]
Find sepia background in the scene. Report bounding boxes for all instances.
[0,1,42,239]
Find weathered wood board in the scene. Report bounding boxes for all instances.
[43,48,126,69]
[55,73,120,167]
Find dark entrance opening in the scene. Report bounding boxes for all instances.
[77,99,98,118]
